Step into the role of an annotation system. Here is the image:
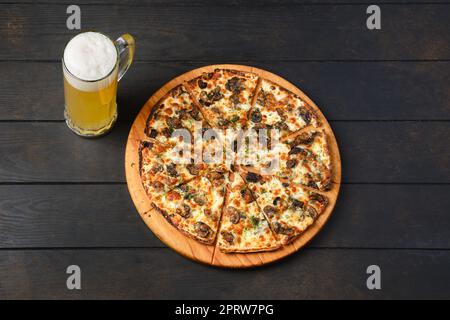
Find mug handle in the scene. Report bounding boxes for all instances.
[115,34,135,81]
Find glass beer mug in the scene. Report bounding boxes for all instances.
[62,31,135,137]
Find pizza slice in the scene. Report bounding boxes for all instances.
[139,140,208,197]
[277,129,332,190]
[151,168,229,244]
[217,172,280,252]
[145,84,208,147]
[248,79,319,138]
[239,129,332,191]
[242,171,328,245]
[186,69,259,130]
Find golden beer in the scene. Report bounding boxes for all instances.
[63,73,118,134]
[62,32,134,137]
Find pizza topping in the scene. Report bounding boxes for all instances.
[207,86,223,102]
[227,206,241,224]
[152,181,164,192]
[230,93,240,106]
[273,222,295,236]
[221,231,234,244]
[166,117,182,129]
[166,164,178,177]
[193,194,207,206]
[186,164,201,175]
[167,191,181,201]
[286,159,298,169]
[150,163,163,174]
[225,77,245,94]
[246,172,260,183]
[292,132,317,146]
[207,171,226,187]
[176,204,191,218]
[162,127,172,138]
[218,118,230,127]
[250,216,260,227]
[251,109,262,123]
[195,222,212,238]
[189,107,202,121]
[198,79,207,89]
[275,108,286,121]
[273,196,282,206]
[310,192,327,205]
[306,206,318,219]
[148,129,158,138]
[298,108,311,124]
[322,181,332,191]
[308,181,318,189]
[203,208,216,221]
[142,141,153,149]
[240,188,254,203]
[289,146,308,156]
[263,205,278,217]
[291,199,304,209]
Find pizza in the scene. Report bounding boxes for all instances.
[138,67,336,253]
[217,172,280,252]
[242,171,328,245]
[249,79,320,138]
[186,69,258,130]
[151,169,228,244]
[240,129,332,191]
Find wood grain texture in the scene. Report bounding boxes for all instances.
[1,248,450,299]
[1,184,449,249]
[0,121,448,183]
[0,4,449,61]
[4,0,448,5]
[2,61,450,121]
[0,0,448,298]
[125,64,341,267]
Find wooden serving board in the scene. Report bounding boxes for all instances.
[125,64,341,268]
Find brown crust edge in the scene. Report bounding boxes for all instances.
[151,203,216,245]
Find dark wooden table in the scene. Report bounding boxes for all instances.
[0,0,449,299]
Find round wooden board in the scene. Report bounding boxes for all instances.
[125,64,341,268]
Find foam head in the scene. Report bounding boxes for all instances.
[63,32,117,81]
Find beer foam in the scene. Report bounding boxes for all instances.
[64,32,117,81]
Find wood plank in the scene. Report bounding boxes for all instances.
[1,185,449,249]
[0,4,449,61]
[0,122,448,183]
[0,248,449,299]
[0,185,161,248]
[4,0,449,5]
[2,61,450,121]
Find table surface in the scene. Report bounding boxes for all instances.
[0,0,449,299]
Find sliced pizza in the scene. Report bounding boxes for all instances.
[248,79,319,138]
[217,172,280,252]
[186,69,259,130]
[277,129,332,190]
[242,171,328,245]
[145,84,208,147]
[139,140,208,197]
[151,169,229,244]
[239,129,332,191]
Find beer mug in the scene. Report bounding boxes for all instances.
[62,31,135,137]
